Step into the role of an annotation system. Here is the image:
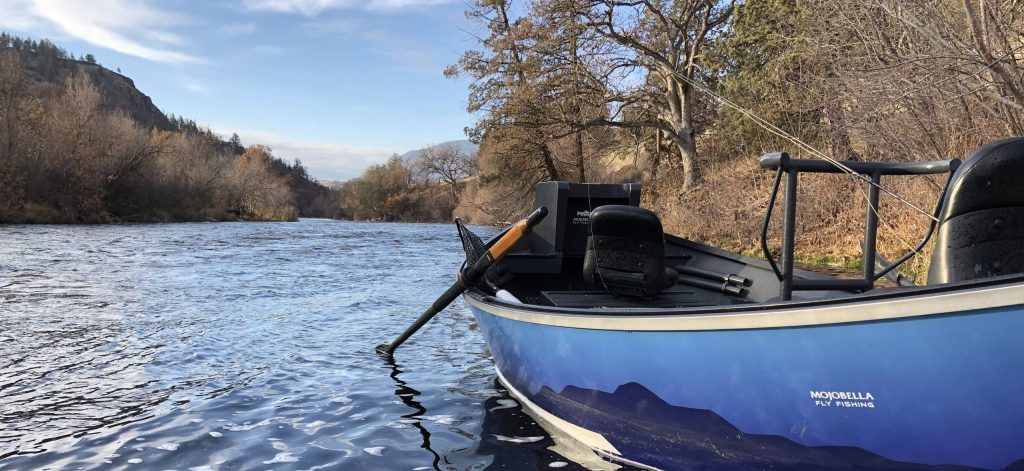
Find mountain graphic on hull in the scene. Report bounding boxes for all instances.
[531,382,1018,470]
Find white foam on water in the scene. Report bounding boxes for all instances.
[548,462,568,468]
[189,419,203,424]
[489,399,518,412]
[127,458,143,464]
[223,418,273,431]
[155,443,179,451]
[363,446,385,456]
[262,452,299,464]
[423,415,455,425]
[208,432,223,438]
[188,466,214,471]
[491,435,543,444]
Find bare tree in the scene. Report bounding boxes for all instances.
[578,0,737,190]
[415,143,478,201]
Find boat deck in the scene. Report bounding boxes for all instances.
[497,234,855,310]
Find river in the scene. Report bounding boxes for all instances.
[0,220,613,470]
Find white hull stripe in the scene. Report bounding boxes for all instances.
[494,367,622,456]
[468,282,1024,331]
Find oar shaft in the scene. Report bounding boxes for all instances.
[376,206,548,356]
[376,279,466,355]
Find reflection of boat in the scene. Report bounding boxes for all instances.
[463,138,1024,470]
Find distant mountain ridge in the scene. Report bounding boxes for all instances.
[399,140,478,163]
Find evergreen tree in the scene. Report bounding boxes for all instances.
[229,133,244,155]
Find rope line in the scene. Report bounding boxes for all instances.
[666,68,941,223]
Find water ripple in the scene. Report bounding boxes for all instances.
[0,220,605,470]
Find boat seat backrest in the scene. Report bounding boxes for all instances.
[582,205,675,297]
[928,137,1024,284]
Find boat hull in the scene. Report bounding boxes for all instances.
[467,285,1024,470]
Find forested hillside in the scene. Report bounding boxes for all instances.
[0,33,339,223]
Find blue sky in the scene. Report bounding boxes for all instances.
[0,0,478,181]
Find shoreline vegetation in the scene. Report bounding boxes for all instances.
[0,34,339,224]
[4,0,1024,284]
[338,0,1022,281]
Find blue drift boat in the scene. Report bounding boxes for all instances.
[460,137,1024,470]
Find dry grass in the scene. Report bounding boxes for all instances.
[651,156,946,283]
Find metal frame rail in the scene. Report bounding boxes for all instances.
[759,152,961,301]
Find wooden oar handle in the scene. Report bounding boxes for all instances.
[462,206,548,285]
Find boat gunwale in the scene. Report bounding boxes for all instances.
[465,273,1024,331]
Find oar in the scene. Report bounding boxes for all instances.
[375,206,548,356]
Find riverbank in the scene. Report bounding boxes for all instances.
[3,203,298,224]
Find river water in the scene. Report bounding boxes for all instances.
[0,220,612,470]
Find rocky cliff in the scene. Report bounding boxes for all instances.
[11,47,171,131]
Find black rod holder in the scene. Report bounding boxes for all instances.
[677,276,746,296]
[675,265,751,287]
[760,153,959,176]
[781,169,798,301]
[759,152,960,302]
[862,173,881,281]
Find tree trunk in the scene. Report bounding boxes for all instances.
[540,144,561,181]
[649,130,662,184]
[824,101,861,161]
[575,131,586,183]
[667,130,700,190]
[662,75,702,190]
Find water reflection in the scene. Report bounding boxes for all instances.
[385,355,442,470]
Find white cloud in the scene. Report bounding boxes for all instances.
[215,127,396,181]
[243,0,454,15]
[220,22,258,36]
[0,0,201,63]
[0,0,47,30]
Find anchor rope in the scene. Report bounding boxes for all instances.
[648,67,950,265]
[665,68,941,224]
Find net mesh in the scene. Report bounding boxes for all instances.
[455,218,502,294]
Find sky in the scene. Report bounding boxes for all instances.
[0,0,478,181]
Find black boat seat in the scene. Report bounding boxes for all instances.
[583,205,677,297]
[928,137,1024,284]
